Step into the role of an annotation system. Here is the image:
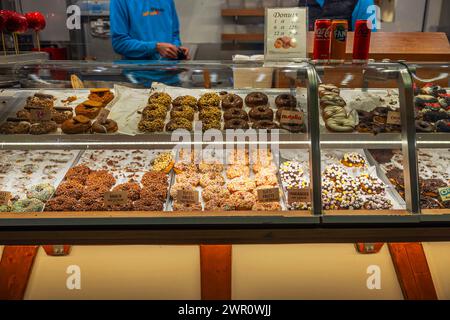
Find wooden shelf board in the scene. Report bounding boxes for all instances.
[221,8,265,17]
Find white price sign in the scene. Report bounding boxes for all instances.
[265,7,308,60]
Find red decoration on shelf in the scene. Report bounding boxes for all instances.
[25,12,46,32]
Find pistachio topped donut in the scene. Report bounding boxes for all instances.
[148,92,172,108]
[249,106,274,121]
[198,93,220,110]
[170,105,195,121]
[222,94,243,110]
[245,92,269,108]
[275,94,297,108]
[172,95,197,109]
[142,103,167,120]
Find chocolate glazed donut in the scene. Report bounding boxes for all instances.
[224,119,249,130]
[249,106,274,121]
[245,92,269,108]
[252,120,279,130]
[415,120,434,133]
[222,94,243,110]
[223,108,248,121]
[275,94,297,108]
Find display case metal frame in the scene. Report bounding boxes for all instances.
[0,60,449,244]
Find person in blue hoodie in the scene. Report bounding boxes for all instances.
[299,0,377,31]
[110,0,189,86]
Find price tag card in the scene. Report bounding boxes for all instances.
[177,190,200,204]
[386,111,401,125]
[0,191,12,205]
[257,188,280,202]
[287,188,310,204]
[30,108,52,122]
[97,109,110,124]
[265,7,308,60]
[280,110,304,125]
[439,187,450,202]
[104,191,128,206]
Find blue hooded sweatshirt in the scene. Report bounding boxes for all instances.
[110,0,182,85]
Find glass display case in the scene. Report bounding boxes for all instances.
[0,60,448,244]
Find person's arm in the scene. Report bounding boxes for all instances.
[110,0,157,58]
[171,0,182,47]
[352,0,378,32]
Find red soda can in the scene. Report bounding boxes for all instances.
[330,20,348,62]
[313,19,332,62]
[353,20,371,62]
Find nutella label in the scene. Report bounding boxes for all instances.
[257,188,280,202]
[177,190,199,204]
[104,191,128,206]
[30,108,52,122]
[97,109,110,124]
[438,187,450,202]
[386,111,401,125]
[287,188,310,204]
[0,191,12,205]
[280,110,304,126]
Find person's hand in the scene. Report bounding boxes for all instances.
[179,46,191,60]
[156,43,178,59]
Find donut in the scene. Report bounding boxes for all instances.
[422,110,449,123]
[341,152,366,168]
[138,118,165,133]
[202,119,221,131]
[11,198,44,212]
[224,119,249,130]
[322,105,346,120]
[170,105,195,121]
[249,106,274,121]
[356,123,372,133]
[199,107,221,122]
[45,196,77,212]
[245,92,269,108]
[61,116,92,134]
[91,119,118,134]
[325,115,356,132]
[148,92,172,108]
[223,108,248,121]
[252,120,279,130]
[113,182,141,201]
[197,93,220,110]
[29,121,58,135]
[142,103,167,120]
[75,100,102,119]
[0,121,30,134]
[280,122,306,133]
[172,95,197,109]
[52,110,73,124]
[222,94,243,110]
[26,183,55,201]
[165,118,193,132]
[415,120,434,133]
[415,95,438,108]
[320,95,346,108]
[199,172,225,188]
[88,88,115,107]
[275,94,297,108]
[436,119,450,132]
[26,93,55,109]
